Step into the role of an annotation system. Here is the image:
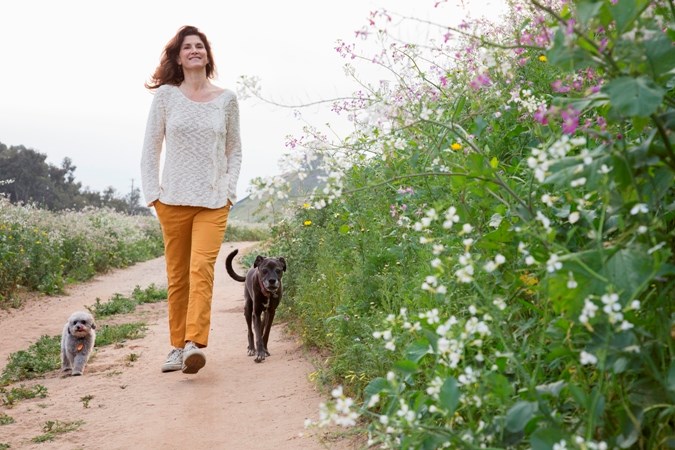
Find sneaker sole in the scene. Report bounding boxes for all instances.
[182,352,206,374]
[161,364,182,373]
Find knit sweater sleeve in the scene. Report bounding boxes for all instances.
[225,94,243,204]
[140,88,166,206]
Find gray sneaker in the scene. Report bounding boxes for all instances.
[161,348,183,373]
[182,341,206,374]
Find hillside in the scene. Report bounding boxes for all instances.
[229,163,325,225]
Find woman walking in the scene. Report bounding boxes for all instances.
[141,25,242,374]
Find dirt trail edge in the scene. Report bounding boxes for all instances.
[0,241,353,450]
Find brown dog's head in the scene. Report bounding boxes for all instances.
[254,256,286,293]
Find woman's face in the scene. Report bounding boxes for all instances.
[178,35,208,70]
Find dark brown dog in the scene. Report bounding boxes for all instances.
[226,249,286,362]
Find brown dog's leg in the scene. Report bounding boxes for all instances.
[244,295,255,356]
[252,309,267,362]
[261,309,276,357]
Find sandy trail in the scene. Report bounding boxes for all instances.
[0,241,352,450]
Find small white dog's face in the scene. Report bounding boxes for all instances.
[67,311,96,337]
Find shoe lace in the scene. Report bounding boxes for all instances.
[167,348,182,361]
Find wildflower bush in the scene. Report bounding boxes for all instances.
[0,196,163,304]
[240,0,674,448]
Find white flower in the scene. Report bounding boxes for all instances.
[579,297,598,324]
[541,193,555,207]
[488,213,503,228]
[630,203,648,215]
[553,440,568,450]
[570,177,587,187]
[580,351,598,365]
[462,223,473,234]
[492,297,506,311]
[598,164,612,174]
[630,300,640,310]
[568,211,580,224]
[567,272,578,289]
[431,258,442,268]
[619,320,634,331]
[637,225,647,234]
[367,394,380,408]
[648,242,665,254]
[546,253,563,273]
[443,206,460,229]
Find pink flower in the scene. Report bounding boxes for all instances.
[469,73,491,90]
[561,107,580,135]
[552,80,571,93]
[534,105,548,125]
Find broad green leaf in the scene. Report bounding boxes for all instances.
[364,377,390,397]
[394,359,418,375]
[338,224,350,234]
[405,340,430,363]
[612,0,648,33]
[604,247,654,299]
[568,384,588,408]
[439,377,459,415]
[577,0,603,25]
[505,401,538,432]
[645,34,675,79]
[603,76,665,118]
[490,157,499,169]
[487,372,513,401]
[530,427,566,450]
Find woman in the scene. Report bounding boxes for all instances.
[141,25,242,374]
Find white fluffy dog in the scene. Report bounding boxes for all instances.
[61,311,97,376]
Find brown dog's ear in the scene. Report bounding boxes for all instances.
[278,257,287,272]
[253,256,265,268]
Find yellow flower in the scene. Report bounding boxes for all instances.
[451,142,462,151]
[538,55,547,62]
[302,203,310,209]
[303,220,312,226]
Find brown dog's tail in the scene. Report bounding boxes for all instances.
[225,249,247,282]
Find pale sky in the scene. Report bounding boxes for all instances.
[0,0,507,200]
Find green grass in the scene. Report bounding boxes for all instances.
[1,322,147,386]
[0,413,15,425]
[87,284,167,317]
[31,420,84,443]
[1,384,48,407]
[224,223,270,241]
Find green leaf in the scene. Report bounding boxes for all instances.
[487,372,513,401]
[604,247,654,299]
[668,361,675,393]
[338,224,350,234]
[439,377,459,415]
[611,0,647,33]
[364,377,390,397]
[603,76,665,118]
[505,401,538,433]
[577,0,603,25]
[530,427,566,450]
[568,384,588,408]
[645,34,675,80]
[405,340,430,363]
[394,359,418,375]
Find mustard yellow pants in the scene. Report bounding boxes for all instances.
[154,200,231,348]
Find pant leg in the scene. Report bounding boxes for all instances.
[154,201,195,348]
[184,203,231,347]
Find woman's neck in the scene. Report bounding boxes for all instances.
[181,69,211,92]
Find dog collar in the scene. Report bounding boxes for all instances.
[257,269,271,298]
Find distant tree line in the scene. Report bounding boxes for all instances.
[0,141,150,215]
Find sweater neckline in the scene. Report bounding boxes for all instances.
[172,85,227,104]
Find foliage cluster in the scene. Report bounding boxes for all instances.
[0,196,164,305]
[244,0,674,448]
[0,142,149,215]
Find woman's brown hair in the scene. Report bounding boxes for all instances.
[145,25,217,89]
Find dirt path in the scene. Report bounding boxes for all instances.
[0,242,353,450]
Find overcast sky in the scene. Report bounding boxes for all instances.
[0,0,507,200]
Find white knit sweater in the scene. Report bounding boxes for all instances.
[140,84,242,209]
